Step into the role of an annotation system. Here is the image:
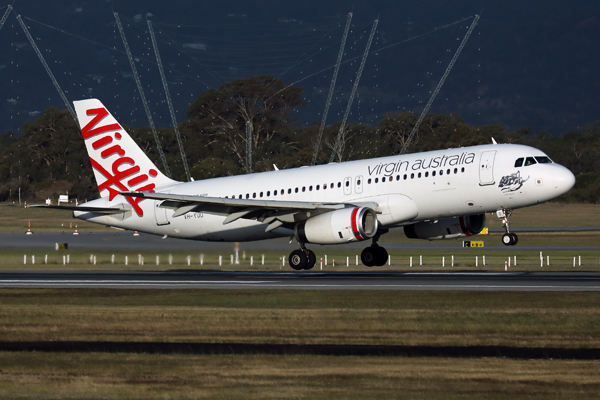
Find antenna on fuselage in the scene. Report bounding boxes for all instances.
[400,14,480,155]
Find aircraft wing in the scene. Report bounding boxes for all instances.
[123,191,378,232]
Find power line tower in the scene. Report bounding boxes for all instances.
[114,12,171,177]
[311,12,352,166]
[148,20,191,181]
[0,5,12,31]
[246,121,252,173]
[330,18,378,163]
[400,14,480,155]
[16,14,76,122]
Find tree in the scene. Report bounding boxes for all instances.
[185,74,305,173]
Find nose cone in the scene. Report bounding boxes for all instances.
[553,165,576,195]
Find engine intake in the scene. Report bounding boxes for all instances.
[296,207,379,244]
[404,214,486,240]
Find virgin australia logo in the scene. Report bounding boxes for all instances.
[499,171,529,192]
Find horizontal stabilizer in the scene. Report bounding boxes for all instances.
[30,205,125,214]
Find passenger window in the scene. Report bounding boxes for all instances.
[302,186,306,192]
[396,175,400,181]
[432,171,436,177]
[246,194,249,199]
[368,179,372,184]
[239,195,242,199]
[316,185,320,190]
[515,158,524,167]
[411,173,414,179]
[253,193,257,198]
[389,176,393,182]
[274,190,277,196]
[461,167,465,173]
[440,170,443,175]
[338,182,341,188]
[418,172,421,178]
[404,174,407,180]
[425,172,429,177]
[382,177,386,182]
[375,178,379,183]
[266,191,270,197]
[454,168,457,174]
[323,184,327,190]
[288,189,291,194]
[309,186,313,191]
[295,188,298,193]
[525,157,537,166]
[446,169,450,175]
[331,183,334,189]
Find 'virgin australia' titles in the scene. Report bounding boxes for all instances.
[367,152,476,176]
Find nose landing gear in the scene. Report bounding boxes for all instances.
[498,209,518,246]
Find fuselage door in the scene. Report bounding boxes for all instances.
[154,194,170,226]
[344,177,352,195]
[355,175,363,194]
[479,150,496,186]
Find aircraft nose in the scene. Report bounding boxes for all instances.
[553,165,576,194]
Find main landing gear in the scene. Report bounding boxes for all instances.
[288,245,316,270]
[498,208,518,246]
[288,229,390,270]
[361,228,390,267]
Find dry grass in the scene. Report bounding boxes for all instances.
[2,290,600,398]
[0,352,599,399]
[1,289,600,348]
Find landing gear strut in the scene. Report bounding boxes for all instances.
[361,228,389,267]
[288,245,316,270]
[498,209,518,246]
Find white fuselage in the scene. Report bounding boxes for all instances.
[75,143,575,242]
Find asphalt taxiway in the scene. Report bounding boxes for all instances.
[2,231,600,252]
[1,271,599,291]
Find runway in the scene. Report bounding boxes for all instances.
[1,271,600,291]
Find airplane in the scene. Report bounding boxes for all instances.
[38,98,576,270]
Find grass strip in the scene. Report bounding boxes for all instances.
[0,352,599,399]
[1,289,600,348]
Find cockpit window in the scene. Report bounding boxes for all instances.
[514,158,524,167]
[535,156,553,164]
[524,157,537,166]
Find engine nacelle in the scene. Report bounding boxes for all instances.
[404,214,486,240]
[295,207,379,244]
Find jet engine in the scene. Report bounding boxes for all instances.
[295,207,379,244]
[404,214,486,240]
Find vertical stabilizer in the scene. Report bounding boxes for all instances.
[74,98,177,201]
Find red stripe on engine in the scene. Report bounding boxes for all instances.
[459,216,472,236]
[351,207,364,240]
